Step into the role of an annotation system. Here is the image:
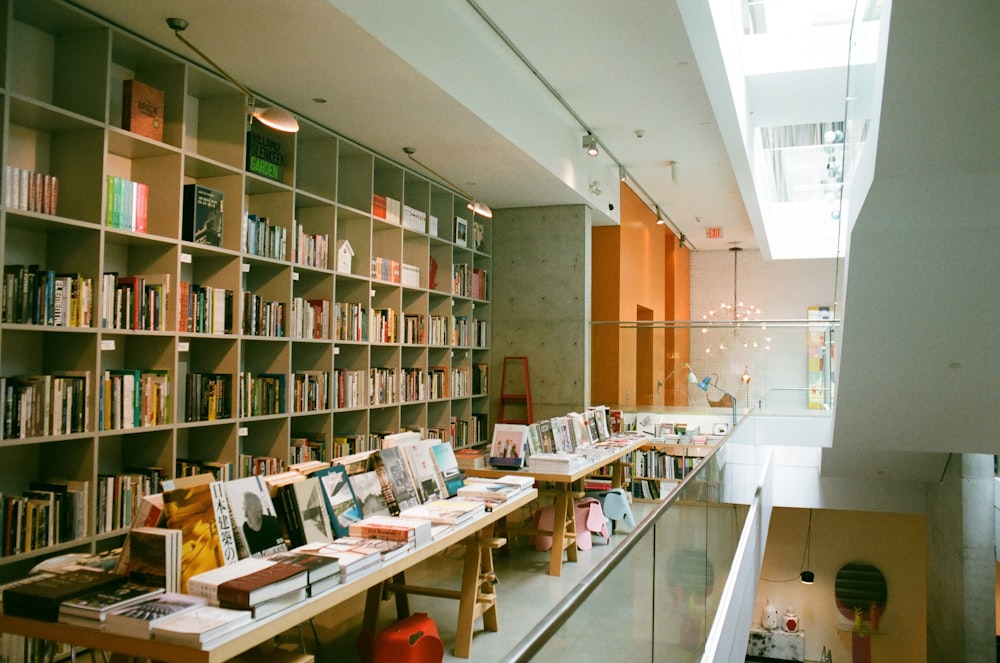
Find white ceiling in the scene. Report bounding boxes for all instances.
[71,0,765,251]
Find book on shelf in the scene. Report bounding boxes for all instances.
[185,557,276,605]
[149,605,253,648]
[2,569,127,622]
[104,592,207,639]
[275,475,335,547]
[429,442,465,497]
[182,184,224,247]
[399,498,485,526]
[58,582,165,626]
[371,446,421,515]
[215,560,308,609]
[223,475,288,558]
[309,464,361,538]
[121,79,165,142]
[161,479,240,593]
[120,526,182,594]
[489,423,529,469]
[265,547,341,597]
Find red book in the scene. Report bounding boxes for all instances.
[215,562,308,609]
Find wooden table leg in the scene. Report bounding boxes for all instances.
[549,484,577,576]
[454,524,501,658]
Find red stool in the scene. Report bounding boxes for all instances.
[372,612,444,663]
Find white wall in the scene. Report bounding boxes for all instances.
[689,250,842,410]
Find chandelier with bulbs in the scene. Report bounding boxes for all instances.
[701,245,771,353]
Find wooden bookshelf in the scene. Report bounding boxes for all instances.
[628,439,719,501]
[0,0,492,581]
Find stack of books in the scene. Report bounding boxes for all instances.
[526,452,587,473]
[104,592,207,639]
[3,569,128,622]
[215,561,308,619]
[349,514,433,549]
[57,582,165,629]
[150,605,253,649]
[265,548,341,597]
[456,475,534,504]
[400,498,485,526]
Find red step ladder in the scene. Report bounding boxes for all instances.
[497,356,533,425]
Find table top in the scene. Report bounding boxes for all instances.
[465,438,646,483]
[0,489,538,663]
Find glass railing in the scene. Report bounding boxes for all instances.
[503,413,777,662]
[590,317,839,417]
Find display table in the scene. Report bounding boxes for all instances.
[746,626,805,661]
[0,489,538,662]
[465,439,644,576]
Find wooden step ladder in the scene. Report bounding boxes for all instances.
[497,356,533,425]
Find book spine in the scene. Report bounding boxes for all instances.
[349,524,413,543]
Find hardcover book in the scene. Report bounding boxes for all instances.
[400,498,485,525]
[182,184,224,247]
[3,569,127,622]
[310,464,361,538]
[161,480,240,593]
[344,469,390,520]
[429,441,465,497]
[215,560,307,609]
[265,548,341,584]
[59,582,165,622]
[121,79,165,142]
[223,475,287,558]
[123,526,182,593]
[489,423,529,469]
[104,592,207,639]
[278,476,335,547]
[186,557,275,605]
[395,437,447,503]
[150,605,253,647]
[371,446,421,515]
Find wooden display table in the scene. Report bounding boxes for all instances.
[465,439,644,576]
[0,489,537,662]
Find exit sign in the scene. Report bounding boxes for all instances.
[706,227,723,239]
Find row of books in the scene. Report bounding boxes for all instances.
[1,372,89,439]
[98,368,171,431]
[2,265,92,327]
[99,272,171,332]
[1,478,88,556]
[105,175,149,233]
[289,297,330,340]
[371,256,401,283]
[241,292,286,337]
[178,282,234,334]
[372,193,402,225]
[451,264,488,300]
[237,372,286,418]
[290,221,329,269]
[242,214,287,260]
[488,406,616,469]
[5,166,59,216]
[291,372,330,413]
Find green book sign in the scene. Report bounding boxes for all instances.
[246,130,284,181]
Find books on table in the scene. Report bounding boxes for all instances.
[161,478,239,593]
[299,542,381,583]
[489,423,529,469]
[185,557,275,605]
[430,441,466,497]
[348,515,432,547]
[309,463,361,538]
[223,475,288,558]
[3,569,128,622]
[57,582,165,628]
[324,536,412,564]
[526,452,587,473]
[122,526,182,593]
[104,592,207,639]
[456,477,531,503]
[266,548,341,596]
[150,605,253,648]
[400,498,485,526]
[275,475,336,547]
[215,560,308,610]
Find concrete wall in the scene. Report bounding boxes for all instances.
[490,205,590,423]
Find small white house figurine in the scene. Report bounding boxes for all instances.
[336,239,354,274]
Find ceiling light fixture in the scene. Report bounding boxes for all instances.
[619,165,627,182]
[167,18,299,133]
[800,509,815,584]
[583,134,599,157]
[403,147,493,219]
[701,244,771,353]
[655,205,666,225]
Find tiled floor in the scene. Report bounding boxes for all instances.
[302,502,654,663]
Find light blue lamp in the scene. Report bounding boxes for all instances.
[692,372,737,425]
